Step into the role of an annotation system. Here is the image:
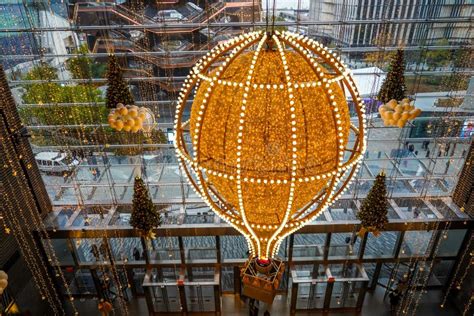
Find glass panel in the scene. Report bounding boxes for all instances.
[66,269,96,295]
[185,285,215,312]
[430,199,460,219]
[364,231,399,258]
[42,239,74,265]
[221,235,248,260]
[330,281,362,308]
[437,229,466,256]
[44,207,76,228]
[71,206,111,227]
[293,233,326,259]
[430,260,455,286]
[293,264,326,279]
[400,231,433,257]
[155,268,180,283]
[109,237,144,262]
[150,285,181,312]
[186,267,215,282]
[221,266,234,292]
[184,210,214,224]
[363,263,377,286]
[365,159,400,176]
[148,237,180,263]
[393,199,436,219]
[296,282,326,309]
[398,158,427,176]
[131,268,146,295]
[328,200,358,220]
[183,236,217,262]
[73,238,107,263]
[329,233,360,259]
[277,236,289,259]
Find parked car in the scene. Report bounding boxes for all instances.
[35,152,79,174]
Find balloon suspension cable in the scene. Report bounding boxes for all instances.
[271,0,277,35]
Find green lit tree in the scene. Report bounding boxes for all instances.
[105,54,134,109]
[425,39,451,69]
[377,49,406,103]
[66,44,92,79]
[130,177,162,237]
[66,44,107,80]
[356,172,389,237]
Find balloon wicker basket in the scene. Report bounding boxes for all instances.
[241,257,284,304]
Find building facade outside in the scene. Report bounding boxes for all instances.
[308,0,472,46]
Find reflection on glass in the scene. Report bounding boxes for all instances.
[221,266,234,292]
[183,236,217,261]
[109,237,143,262]
[66,269,96,295]
[293,234,326,259]
[430,260,455,286]
[221,235,248,260]
[329,233,360,258]
[74,238,106,263]
[149,237,180,262]
[43,239,74,265]
[393,199,436,219]
[363,232,399,258]
[437,229,466,256]
[430,199,459,219]
[329,200,358,220]
[400,231,433,257]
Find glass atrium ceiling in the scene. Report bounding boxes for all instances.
[0,0,472,220]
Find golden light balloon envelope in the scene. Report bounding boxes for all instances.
[175,31,366,259]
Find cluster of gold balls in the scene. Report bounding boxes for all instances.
[378,98,421,128]
[108,103,148,132]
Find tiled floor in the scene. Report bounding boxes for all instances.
[71,287,460,315]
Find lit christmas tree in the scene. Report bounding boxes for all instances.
[356,172,389,236]
[377,49,406,103]
[130,177,162,238]
[105,54,134,109]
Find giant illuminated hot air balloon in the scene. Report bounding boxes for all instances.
[174,31,367,263]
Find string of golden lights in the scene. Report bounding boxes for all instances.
[174,30,367,259]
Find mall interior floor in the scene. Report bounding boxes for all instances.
[70,286,459,315]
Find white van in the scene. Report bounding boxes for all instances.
[35,152,79,174]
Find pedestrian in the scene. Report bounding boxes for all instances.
[133,247,140,261]
[249,299,259,316]
[445,160,450,174]
[91,244,100,261]
[92,168,97,180]
[408,144,415,152]
[426,150,430,158]
[445,143,451,156]
[96,168,101,180]
[389,290,401,313]
[450,143,456,157]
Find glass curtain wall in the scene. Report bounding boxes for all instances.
[0,0,472,313]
